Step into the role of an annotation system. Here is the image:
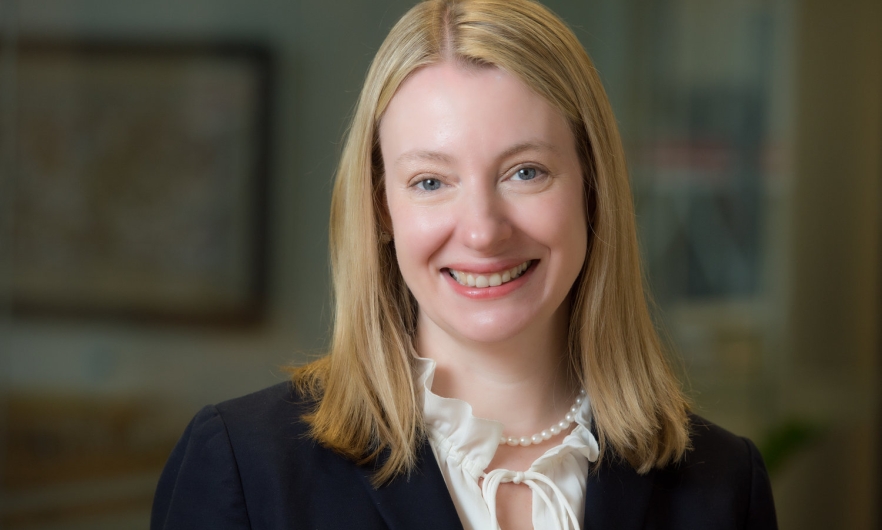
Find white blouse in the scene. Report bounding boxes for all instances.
[417,357,600,530]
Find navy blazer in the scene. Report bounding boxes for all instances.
[152,381,777,529]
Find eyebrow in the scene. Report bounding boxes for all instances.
[498,141,559,159]
[395,150,455,166]
[395,141,559,167]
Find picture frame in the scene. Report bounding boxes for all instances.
[10,40,272,325]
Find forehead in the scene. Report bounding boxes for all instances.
[378,62,573,165]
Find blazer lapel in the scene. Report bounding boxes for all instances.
[359,439,654,530]
[583,456,655,530]
[360,439,464,530]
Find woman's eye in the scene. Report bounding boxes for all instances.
[416,178,442,191]
[513,167,538,181]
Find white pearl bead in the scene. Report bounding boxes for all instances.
[497,390,585,449]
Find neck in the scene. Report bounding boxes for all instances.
[415,305,577,438]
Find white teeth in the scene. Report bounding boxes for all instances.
[448,260,531,288]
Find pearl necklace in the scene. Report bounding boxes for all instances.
[498,389,586,447]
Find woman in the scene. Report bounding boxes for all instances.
[152,0,777,528]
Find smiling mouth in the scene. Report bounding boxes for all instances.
[446,260,533,288]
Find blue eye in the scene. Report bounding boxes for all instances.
[514,167,538,181]
[417,178,442,191]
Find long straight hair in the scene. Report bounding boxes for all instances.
[293,0,690,485]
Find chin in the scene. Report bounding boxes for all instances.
[443,313,539,346]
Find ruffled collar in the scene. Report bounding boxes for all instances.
[416,356,599,478]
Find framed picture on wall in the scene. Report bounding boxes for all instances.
[10,41,272,325]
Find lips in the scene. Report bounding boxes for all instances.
[446,260,532,288]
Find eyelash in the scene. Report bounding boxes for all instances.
[511,166,543,181]
[409,165,548,192]
[413,177,444,192]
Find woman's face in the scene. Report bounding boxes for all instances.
[380,62,587,346]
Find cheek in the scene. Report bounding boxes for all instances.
[563,197,589,269]
[564,193,589,255]
[388,200,453,277]
[525,186,588,271]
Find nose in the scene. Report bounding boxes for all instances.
[457,186,513,252]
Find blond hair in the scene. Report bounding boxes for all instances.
[293,0,690,485]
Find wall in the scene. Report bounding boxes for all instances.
[0,0,879,528]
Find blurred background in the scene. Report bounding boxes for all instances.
[0,0,878,528]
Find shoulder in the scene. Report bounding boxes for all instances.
[672,414,762,481]
[586,414,777,530]
[213,380,312,446]
[201,379,380,491]
[216,379,306,416]
[152,382,391,530]
[210,381,346,483]
[651,414,778,529]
